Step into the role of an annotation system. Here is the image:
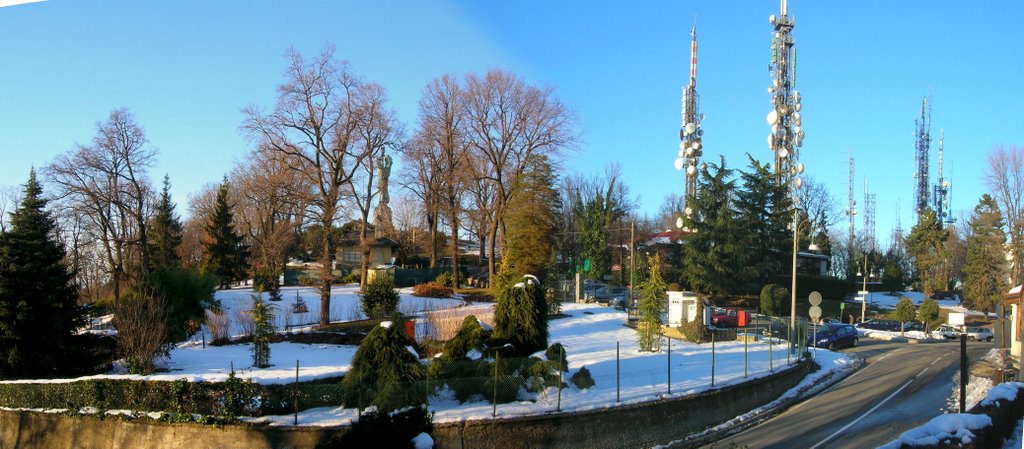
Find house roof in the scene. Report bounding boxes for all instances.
[641,229,691,246]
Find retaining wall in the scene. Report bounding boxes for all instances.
[0,361,812,449]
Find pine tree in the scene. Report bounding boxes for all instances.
[493,275,548,355]
[203,181,249,289]
[637,253,666,352]
[149,175,183,270]
[0,170,85,377]
[963,194,1008,313]
[343,314,424,411]
[249,292,274,368]
[735,155,792,292]
[680,157,742,297]
[880,260,904,294]
[905,208,948,301]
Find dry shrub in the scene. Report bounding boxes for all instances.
[412,282,452,298]
[205,309,230,343]
[424,306,495,341]
[111,289,168,374]
[232,306,255,338]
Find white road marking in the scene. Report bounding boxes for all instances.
[810,379,914,449]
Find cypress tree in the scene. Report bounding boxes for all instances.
[203,181,249,289]
[501,154,560,281]
[637,253,666,352]
[149,174,183,270]
[493,275,548,355]
[343,314,424,411]
[0,170,85,377]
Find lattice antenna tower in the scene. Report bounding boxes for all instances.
[864,178,876,253]
[767,0,805,187]
[933,129,956,224]
[676,23,705,218]
[913,96,932,219]
[845,150,857,250]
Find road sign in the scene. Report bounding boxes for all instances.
[809,305,822,321]
[808,291,822,306]
[840,302,846,311]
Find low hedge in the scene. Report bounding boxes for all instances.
[0,376,345,417]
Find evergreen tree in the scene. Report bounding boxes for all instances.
[249,292,274,368]
[493,275,548,355]
[149,175,183,270]
[680,157,742,297]
[880,260,904,294]
[343,314,424,411]
[893,297,916,336]
[735,155,792,292]
[0,170,86,377]
[963,194,1008,313]
[918,298,940,331]
[501,154,561,281]
[203,181,249,289]
[905,208,948,301]
[637,253,666,352]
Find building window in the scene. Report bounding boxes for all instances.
[342,249,361,264]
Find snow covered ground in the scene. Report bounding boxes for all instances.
[13,290,858,428]
[852,291,962,311]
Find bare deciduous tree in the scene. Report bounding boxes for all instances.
[463,70,577,285]
[46,109,156,302]
[984,145,1024,284]
[243,46,369,326]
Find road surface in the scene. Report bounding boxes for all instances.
[710,339,991,449]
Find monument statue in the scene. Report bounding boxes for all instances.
[373,152,394,238]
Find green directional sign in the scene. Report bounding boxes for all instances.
[840,302,846,311]
[583,258,591,272]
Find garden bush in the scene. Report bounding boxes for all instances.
[434,271,453,288]
[570,366,595,389]
[339,272,361,285]
[760,284,789,317]
[413,282,452,298]
[360,275,400,319]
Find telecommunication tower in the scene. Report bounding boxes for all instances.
[676,25,704,218]
[913,97,932,219]
[846,151,857,248]
[933,129,955,224]
[864,178,876,253]
[767,0,805,185]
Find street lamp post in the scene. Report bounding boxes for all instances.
[858,254,870,323]
[790,205,799,356]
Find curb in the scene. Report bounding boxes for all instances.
[672,353,866,448]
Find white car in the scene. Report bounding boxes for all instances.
[965,327,994,342]
[930,325,962,340]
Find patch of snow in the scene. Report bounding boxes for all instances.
[381,321,392,329]
[412,432,434,449]
[981,382,1024,407]
[1002,419,1023,449]
[878,413,992,449]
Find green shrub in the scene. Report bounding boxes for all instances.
[545,342,568,371]
[143,267,218,343]
[412,282,452,298]
[339,272,361,285]
[493,276,548,356]
[760,284,789,317]
[360,275,400,319]
[249,294,275,368]
[333,405,432,449]
[343,315,425,411]
[434,271,454,288]
[570,366,595,389]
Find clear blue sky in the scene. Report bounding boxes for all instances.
[1,1,1021,245]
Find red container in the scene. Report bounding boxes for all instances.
[737,310,749,327]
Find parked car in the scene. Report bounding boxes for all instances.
[808,324,859,350]
[930,325,963,340]
[594,286,629,309]
[710,307,739,328]
[855,319,899,331]
[965,327,994,342]
[902,321,925,331]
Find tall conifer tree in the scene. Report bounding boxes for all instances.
[637,253,666,352]
[149,174,183,270]
[735,155,792,291]
[963,194,1008,313]
[680,157,741,297]
[0,170,85,377]
[500,154,561,282]
[203,181,249,289]
[906,207,948,300]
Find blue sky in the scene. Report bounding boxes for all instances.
[1,1,1021,245]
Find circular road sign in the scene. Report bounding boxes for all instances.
[808,291,822,306]
[809,305,822,321]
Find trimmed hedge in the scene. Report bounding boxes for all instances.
[0,377,345,417]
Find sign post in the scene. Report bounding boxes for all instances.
[809,291,822,359]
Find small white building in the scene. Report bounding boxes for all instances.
[668,291,706,327]
[1006,286,1023,366]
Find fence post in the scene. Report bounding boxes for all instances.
[492,352,499,418]
[711,330,716,387]
[769,323,774,372]
[743,323,748,378]
[616,341,620,403]
[557,345,563,412]
[293,359,299,425]
[667,337,671,396]
[787,323,791,365]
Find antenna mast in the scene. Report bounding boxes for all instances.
[913,97,932,220]
[933,129,955,224]
[677,23,704,218]
[846,150,857,251]
[767,0,805,185]
[864,178,876,253]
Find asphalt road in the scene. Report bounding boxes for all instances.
[709,339,992,449]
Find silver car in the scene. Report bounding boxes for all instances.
[965,327,994,342]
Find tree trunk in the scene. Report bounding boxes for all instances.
[359,218,371,289]
[319,218,332,327]
[450,214,460,289]
[427,210,438,268]
[487,218,499,288]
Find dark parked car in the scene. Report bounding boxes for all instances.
[808,324,859,350]
[855,319,899,331]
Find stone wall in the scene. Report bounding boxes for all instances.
[0,360,812,449]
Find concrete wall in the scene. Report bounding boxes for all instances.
[432,361,813,449]
[0,361,811,449]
